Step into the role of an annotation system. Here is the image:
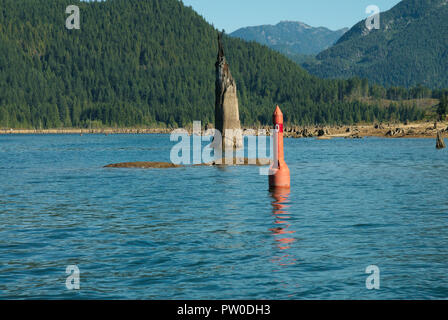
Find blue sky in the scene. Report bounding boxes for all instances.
[182,0,401,32]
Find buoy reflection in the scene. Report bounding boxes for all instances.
[269,189,297,267]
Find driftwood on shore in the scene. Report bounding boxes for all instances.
[436,131,446,149]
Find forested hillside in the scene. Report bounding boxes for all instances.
[303,0,448,89]
[0,0,433,129]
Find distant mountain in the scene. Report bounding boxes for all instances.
[303,0,448,88]
[230,21,348,56]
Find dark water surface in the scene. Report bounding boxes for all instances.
[0,134,447,299]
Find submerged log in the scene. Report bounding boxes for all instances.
[104,162,182,169]
[214,32,243,151]
[105,159,270,168]
[436,131,446,149]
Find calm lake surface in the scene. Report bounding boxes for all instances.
[0,134,447,299]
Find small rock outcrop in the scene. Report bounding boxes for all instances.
[317,128,326,137]
[345,134,363,139]
[436,131,446,149]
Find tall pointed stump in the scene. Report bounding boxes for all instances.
[214,32,243,151]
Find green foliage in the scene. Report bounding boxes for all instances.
[437,96,448,120]
[0,0,428,129]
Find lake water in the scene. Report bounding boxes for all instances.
[0,134,447,299]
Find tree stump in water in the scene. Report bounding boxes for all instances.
[436,131,446,149]
[214,32,243,151]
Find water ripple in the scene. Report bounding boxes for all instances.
[0,135,447,299]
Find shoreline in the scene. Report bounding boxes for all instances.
[0,128,173,135]
[1,122,447,138]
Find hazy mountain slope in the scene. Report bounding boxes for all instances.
[231,21,348,55]
[303,0,448,88]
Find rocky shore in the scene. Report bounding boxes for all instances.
[1,121,447,138]
[248,121,448,139]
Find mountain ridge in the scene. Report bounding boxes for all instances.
[230,21,348,56]
[303,0,448,88]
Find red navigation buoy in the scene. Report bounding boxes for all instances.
[269,105,290,190]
